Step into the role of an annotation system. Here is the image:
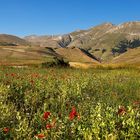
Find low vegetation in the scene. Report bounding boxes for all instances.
[0,42,17,46]
[0,66,140,139]
[112,38,140,55]
[42,57,69,67]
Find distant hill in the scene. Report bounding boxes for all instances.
[25,21,140,64]
[0,45,65,65]
[0,34,29,46]
[24,35,72,48]
[1,21,140,65]
[68,22,140,62]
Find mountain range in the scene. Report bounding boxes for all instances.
[0,21,140,66]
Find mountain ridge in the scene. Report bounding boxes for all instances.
[1,21,140,65]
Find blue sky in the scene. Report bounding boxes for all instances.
[0,0,140,37]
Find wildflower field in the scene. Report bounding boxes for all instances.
[0,66,140,140]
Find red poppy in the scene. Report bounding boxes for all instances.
[69,106,77,120]
[43,112,51,120]
[11,73,16,77]
[3,127,9,133]
[117,106,126,115]
[35,134,45,139]
[46,124,53,129]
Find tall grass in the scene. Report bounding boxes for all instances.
[0,67,140,139]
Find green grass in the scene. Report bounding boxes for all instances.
[0,67,140,139]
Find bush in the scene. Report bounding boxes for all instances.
[42,57,69,68]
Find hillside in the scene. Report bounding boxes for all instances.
[0,45,63,65]
[0,34,98,65]
[112,47,140,65]
[55,47,99,63]
[25,35,72,48]
[68,22,140,62]
[1,21,140,65]
[0,34,29,46]
[25,21,140,64]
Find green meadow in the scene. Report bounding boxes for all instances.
[0,67,140,139]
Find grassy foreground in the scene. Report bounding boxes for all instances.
[0,67,140,139]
